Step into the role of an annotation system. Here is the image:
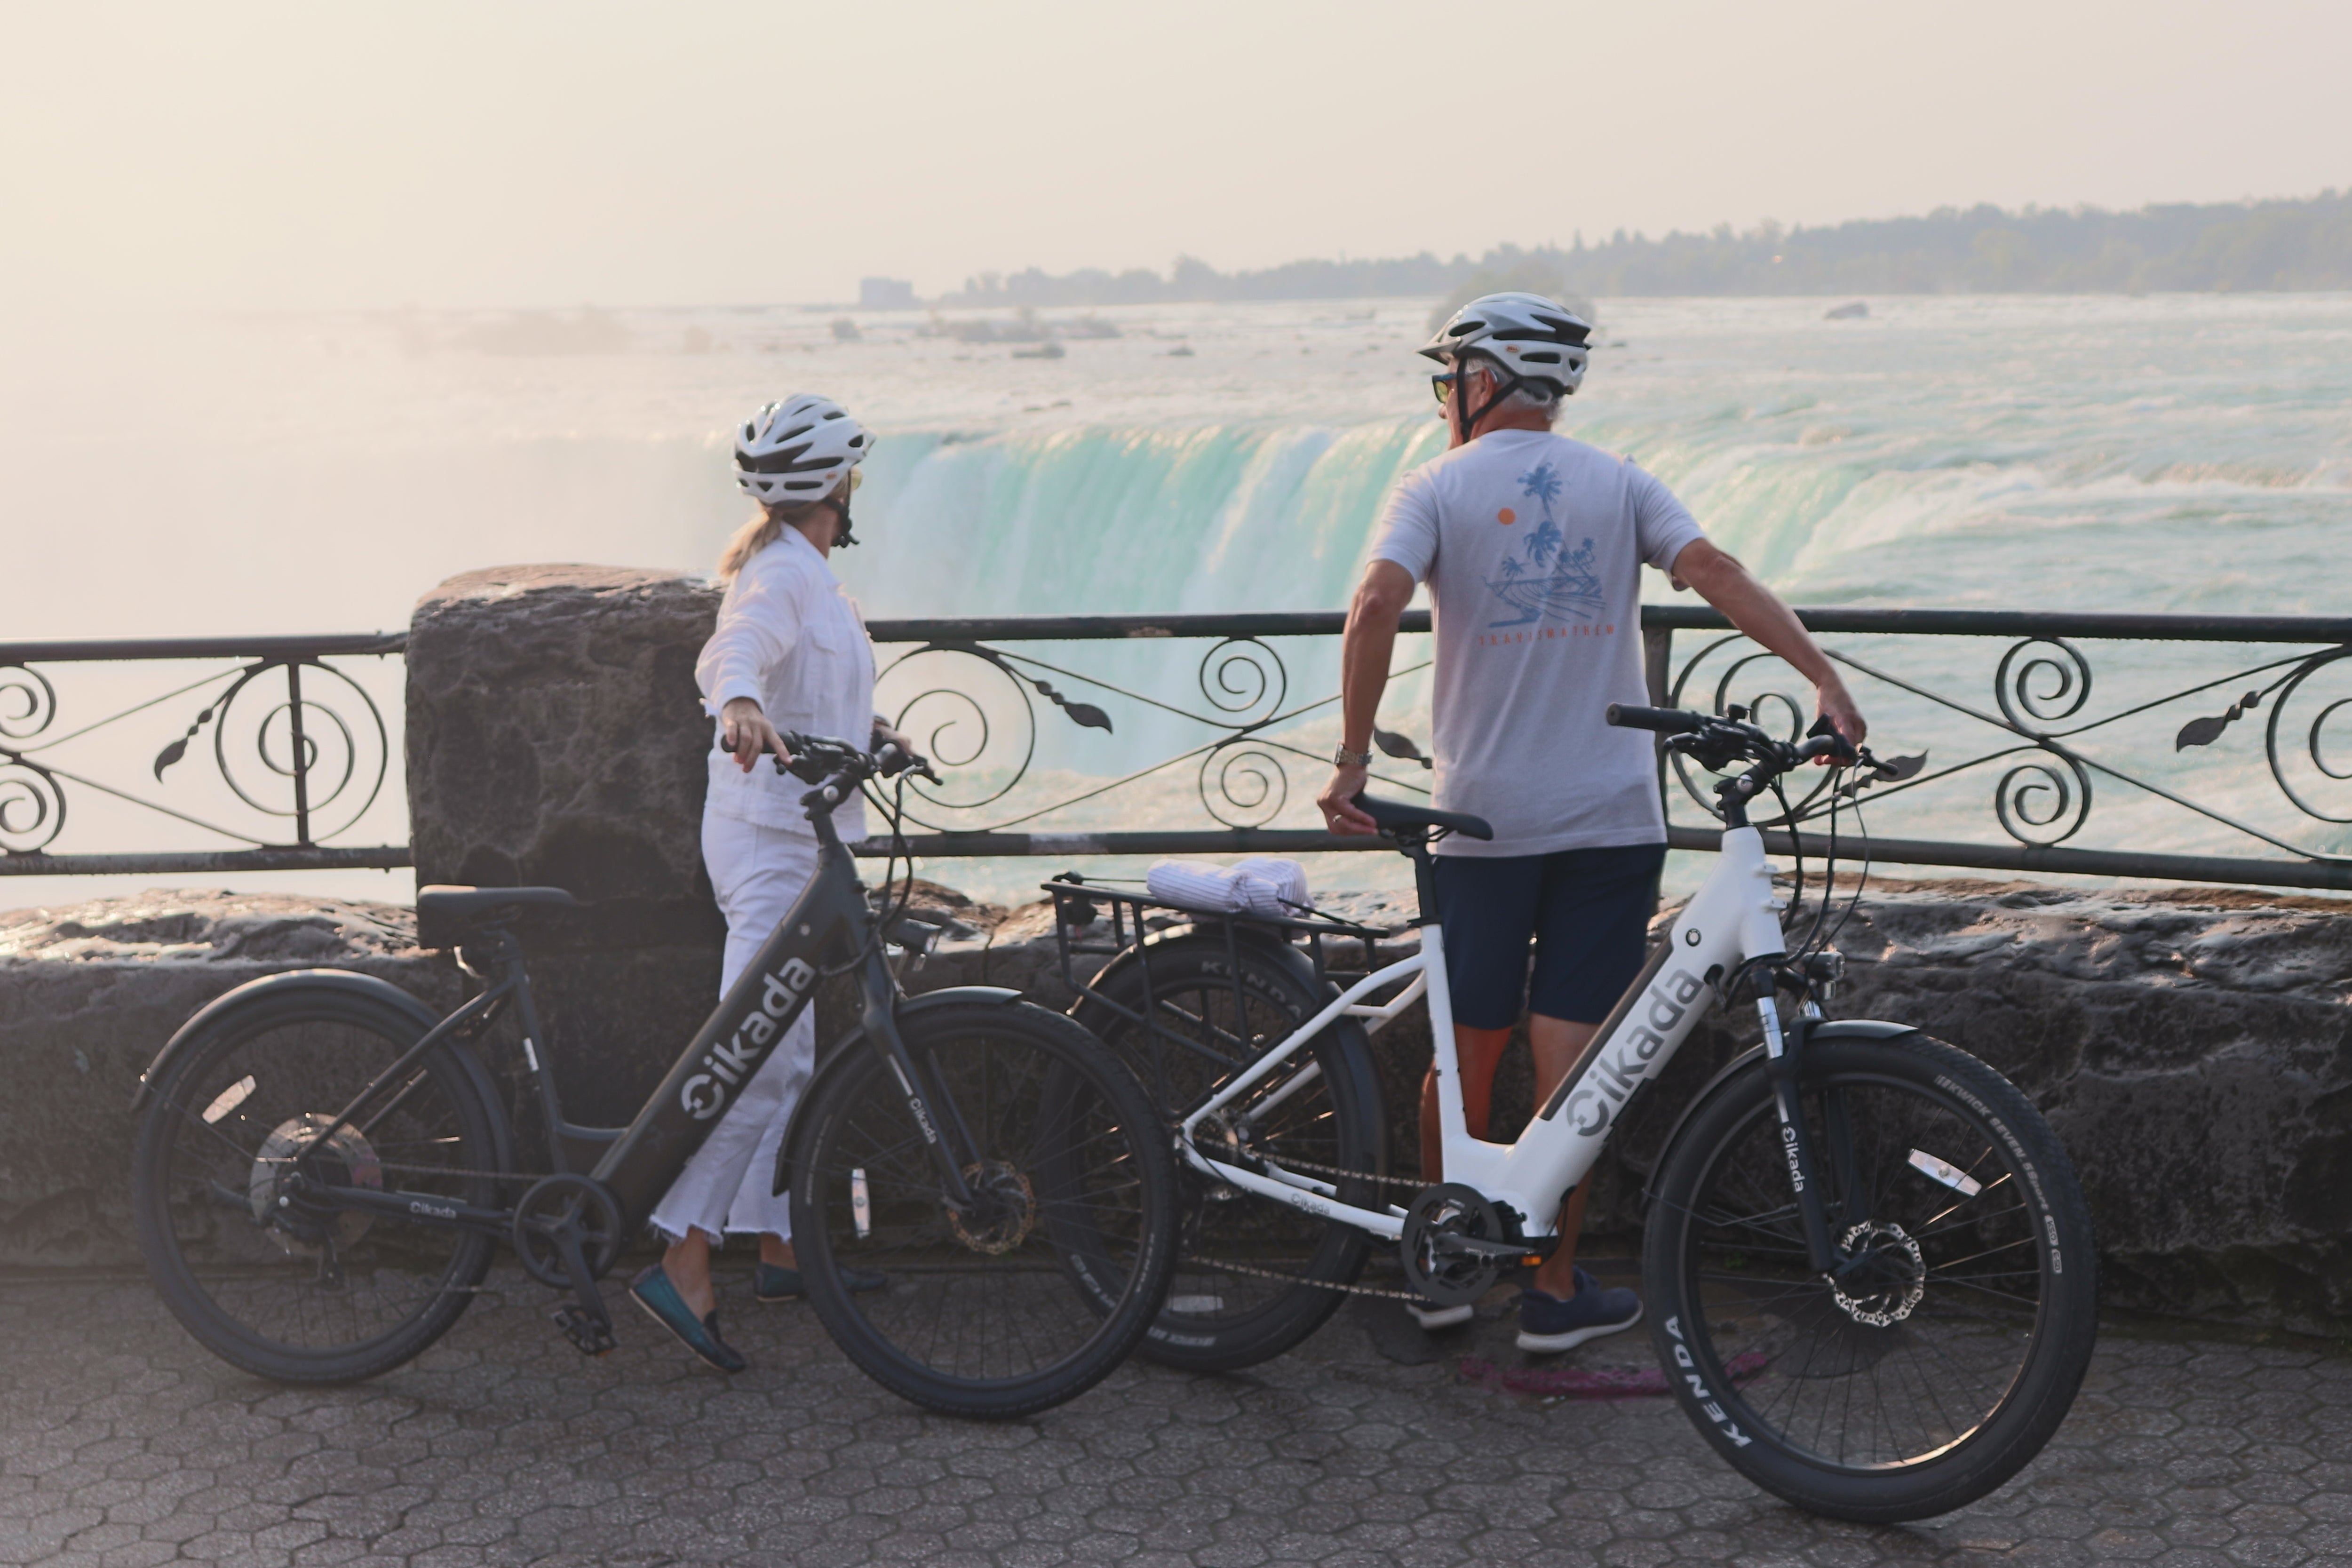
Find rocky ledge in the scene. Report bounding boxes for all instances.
[0,892,461,1268]
[3,876,2347,1333]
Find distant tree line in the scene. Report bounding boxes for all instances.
[938,191,2352,305]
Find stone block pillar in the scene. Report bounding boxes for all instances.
[405,565,727,1124]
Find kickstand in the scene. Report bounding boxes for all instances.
[547,1229,616,1356]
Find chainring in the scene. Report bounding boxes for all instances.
[511,1173,625,1288]
[1398,1182,1508,1307]
[249,1114,381,1256]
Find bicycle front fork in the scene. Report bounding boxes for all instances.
[856,950,979,1212]
[1757,999,1861,1278]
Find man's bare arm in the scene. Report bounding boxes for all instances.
[1669,539,1867,745]
[1317,560,1415,834]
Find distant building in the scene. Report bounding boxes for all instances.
[859,277,917,310]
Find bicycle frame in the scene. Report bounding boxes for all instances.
[266,782,976,1256]
[1177,823,1787,1243]
[592,802,977,1220]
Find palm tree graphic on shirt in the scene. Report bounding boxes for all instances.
[1486,461,1604,627]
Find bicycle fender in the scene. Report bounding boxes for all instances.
[1643,1019,1919,1185]
[777,986,1028,1197]
[130,967,449,1112]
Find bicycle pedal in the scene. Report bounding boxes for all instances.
[549,1302,616,1356]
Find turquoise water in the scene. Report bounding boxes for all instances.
[3,293,2346,910]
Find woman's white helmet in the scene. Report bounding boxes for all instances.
[734,395,871,504]
[1420,292,1593,396]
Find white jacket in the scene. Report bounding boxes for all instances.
[697,530,875,837]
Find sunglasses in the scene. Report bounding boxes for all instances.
[1430,370,1458,406]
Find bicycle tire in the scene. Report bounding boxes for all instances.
[1071,931,1383,1371]
[787,999,1177,1418]
[132,987,506,1385]
[1643,1031,2098,1522]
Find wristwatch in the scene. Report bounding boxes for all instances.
[1333,743,1373,768]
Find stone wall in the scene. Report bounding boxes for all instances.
[0,894,463,1268]
[906,879,2352,1336]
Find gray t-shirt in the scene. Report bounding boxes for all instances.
[1369,428,1705,858]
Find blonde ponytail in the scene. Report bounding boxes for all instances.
[717,499,829,581]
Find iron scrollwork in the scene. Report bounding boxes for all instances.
[0,655,392,858]
[1663,626,2352,863]
[871,633,1425,836]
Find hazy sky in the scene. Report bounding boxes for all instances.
[5,0,2348,310]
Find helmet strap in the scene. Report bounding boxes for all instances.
[1454,358,1528,444]
[830,487,858,549]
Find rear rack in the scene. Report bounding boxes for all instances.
[1043,874,1407,1106]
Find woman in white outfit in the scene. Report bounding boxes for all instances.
[628,394,893,1372]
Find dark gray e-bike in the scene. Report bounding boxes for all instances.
[131,734,1176,1418]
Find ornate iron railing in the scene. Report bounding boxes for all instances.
[8,610,2349,890]
[1638,608,2352,891]
[0,634,408,875]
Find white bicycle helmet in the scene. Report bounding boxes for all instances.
[734,395,871,505]
[1421,291,1593,401]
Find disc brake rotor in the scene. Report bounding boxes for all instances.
[1832,1219,1926,1327]
[249,1114,381,1256]
[946,1160,1037,1256]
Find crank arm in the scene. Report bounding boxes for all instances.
[1430,1233,1533,1260]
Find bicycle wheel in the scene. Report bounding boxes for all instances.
[787,998,1177,1418]
[1072,932,1383,1371]
[132,987,506,1384]
[1644,1031,2098,1522]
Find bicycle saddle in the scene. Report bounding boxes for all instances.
[1352,793,1494,841]
[416,884,580,923]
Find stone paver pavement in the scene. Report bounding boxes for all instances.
[3,1261,2349,1567]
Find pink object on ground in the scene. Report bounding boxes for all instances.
[1459,1349,1769,1400]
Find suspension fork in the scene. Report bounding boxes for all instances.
[1757,999,1844,1275]
[856,945,978,1210]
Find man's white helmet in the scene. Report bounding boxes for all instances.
[734,395,871,505]
[1420,292,1593,396]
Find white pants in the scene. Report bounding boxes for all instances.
[648,815,821,1247]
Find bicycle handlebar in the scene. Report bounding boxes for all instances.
[775,731,940,787]
[1604,704,1705,734]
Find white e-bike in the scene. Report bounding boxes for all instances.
[1062,704,2097,1523]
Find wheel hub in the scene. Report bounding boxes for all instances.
[249,1114,381,1256]
[946,1161,1037,1256]
[1831,1219,1926,1327]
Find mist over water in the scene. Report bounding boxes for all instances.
[4,294,2347,911]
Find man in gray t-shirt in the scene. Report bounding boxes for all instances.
[1316,292,1866,1352]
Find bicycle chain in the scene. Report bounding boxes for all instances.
[1183,1250,1431,1303]
[1184,1134,1443,1303]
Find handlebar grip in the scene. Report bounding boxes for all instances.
[1605,704,1705,734]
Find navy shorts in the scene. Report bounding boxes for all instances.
[1433,844,1667,1029]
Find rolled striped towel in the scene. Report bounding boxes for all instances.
[1144,857,1311,918]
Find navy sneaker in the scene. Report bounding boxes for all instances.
[755,1262,889,1302]
[1516,1266,1643,1353]
[629,1264,747,1372]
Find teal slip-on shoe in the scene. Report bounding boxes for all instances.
[629,1264,747,1372]
[755,1262,889,1303]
